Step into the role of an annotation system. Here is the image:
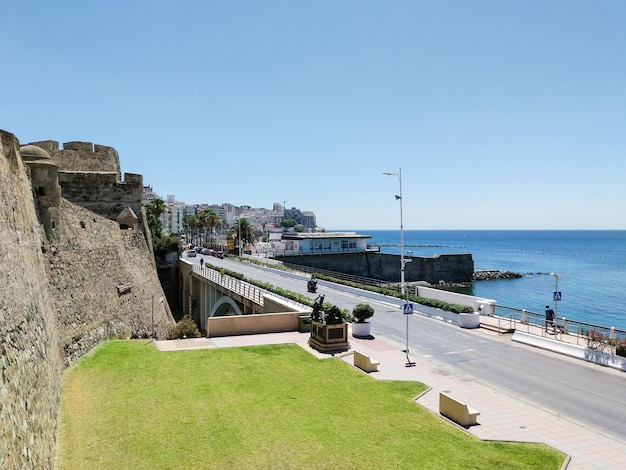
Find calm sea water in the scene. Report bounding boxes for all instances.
[346,230,626,330]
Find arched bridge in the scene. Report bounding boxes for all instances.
[179,261,310,336]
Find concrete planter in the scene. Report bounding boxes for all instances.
[414,304,479,328]
[459,312,480,329]
[351,322,371,338]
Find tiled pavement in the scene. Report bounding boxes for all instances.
[156,329,626,469]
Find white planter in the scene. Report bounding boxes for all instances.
[352,322,371,338]
[459,312,480,329]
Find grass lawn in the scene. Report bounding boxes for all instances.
[56,340,564,469]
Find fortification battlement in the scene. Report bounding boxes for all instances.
[28,140,116,154]
[28,140,121,174]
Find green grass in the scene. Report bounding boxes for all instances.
[56,340,564,469]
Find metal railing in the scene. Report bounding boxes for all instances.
[194,264,264,305]
[193,264,310,312]
[495,304,626,353]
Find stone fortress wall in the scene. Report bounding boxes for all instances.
[28,139,146,233]
[0,129,173,469]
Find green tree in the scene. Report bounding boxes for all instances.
[198,209,220,246]
[228,218,258,253]
[196,210,209,245]
[182,213,193,241]
[145,198,165,240]
[282,218,296,231]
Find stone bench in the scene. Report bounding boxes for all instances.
[439,392,480,427]
[353,350,380,373]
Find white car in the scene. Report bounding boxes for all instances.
[187,249,197,257]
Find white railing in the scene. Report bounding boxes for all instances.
[193,264,264,305]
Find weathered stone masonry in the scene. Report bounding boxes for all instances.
[0,130,174,469]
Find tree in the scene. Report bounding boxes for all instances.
[282,218,296,231]
[228,217,258,253]
[196,210,209,245]
[199,209,220,247]
[145,198,165,240]
[182,214,194,241]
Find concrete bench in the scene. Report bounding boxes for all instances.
[353,350,380,373]
[439,392,480,427]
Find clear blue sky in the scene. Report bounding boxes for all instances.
[2,1,625,230]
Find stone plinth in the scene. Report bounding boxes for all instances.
[309,321,350,353]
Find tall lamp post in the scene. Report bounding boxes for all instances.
[383,168,414,367]
[550,272,560,318]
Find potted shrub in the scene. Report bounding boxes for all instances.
[351,303,374,338]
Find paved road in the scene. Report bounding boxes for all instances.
[187,255,626,442]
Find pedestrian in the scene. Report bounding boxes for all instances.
[545,305,555,333]
[200,257,204,267]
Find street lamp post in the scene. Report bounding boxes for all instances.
[383,168,414,367]
[550,272,560,318]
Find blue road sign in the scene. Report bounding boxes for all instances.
[553,291,562,301]
[403,303,414,315]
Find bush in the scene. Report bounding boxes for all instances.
[168,315,201,339]
[616,339,626,357]
[152,234,180,257]
[352,303,375,323]
[585,329,607,351]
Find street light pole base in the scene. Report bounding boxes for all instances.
[405,351,415,367]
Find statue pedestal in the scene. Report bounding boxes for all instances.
[309,321,350,353]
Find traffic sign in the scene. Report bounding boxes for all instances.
[553,291,562,301]
[403,303,414,315]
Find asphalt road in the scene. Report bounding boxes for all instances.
[187,254,626,442]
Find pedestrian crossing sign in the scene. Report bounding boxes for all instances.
[403,303,414,315]
[553,291,562,301]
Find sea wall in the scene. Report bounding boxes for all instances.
[0,129,173,469]
[275,252,474,283]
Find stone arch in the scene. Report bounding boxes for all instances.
[210,296,243,317]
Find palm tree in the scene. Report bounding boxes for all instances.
[228,218,258,254]
[145,198,166,239]
[182,214,195,243]
[196,210,209,246]
[204,210,220,247]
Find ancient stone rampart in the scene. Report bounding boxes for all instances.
[28,140,121,174]
[0,130,61,470]
[28,140,145,236]
[56,171,144,228]
[0,130,173,469]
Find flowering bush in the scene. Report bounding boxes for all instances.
[585,329,608,352]
[616,338,626,358]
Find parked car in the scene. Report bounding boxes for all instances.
[187,249,197,257]
[201,248,211,255]
[215,251,224,258]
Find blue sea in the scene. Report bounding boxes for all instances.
[351,230,626,331]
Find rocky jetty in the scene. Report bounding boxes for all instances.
[472,270,523,281]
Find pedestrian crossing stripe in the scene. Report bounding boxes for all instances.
[403,303,414,315]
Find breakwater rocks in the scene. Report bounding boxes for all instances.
[472,270,523,281]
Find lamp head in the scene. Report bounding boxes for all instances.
[550,272,560,279]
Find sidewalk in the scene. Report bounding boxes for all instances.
[156,329,626,469]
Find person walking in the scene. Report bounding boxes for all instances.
[545,305,555,333]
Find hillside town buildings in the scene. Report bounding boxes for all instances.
[143,186,319,236]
